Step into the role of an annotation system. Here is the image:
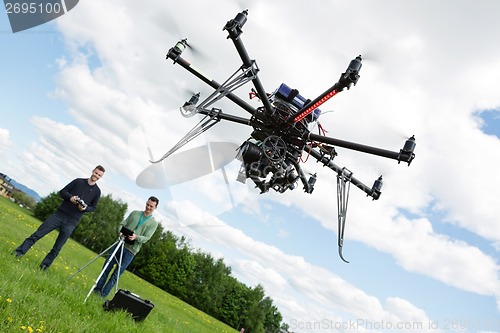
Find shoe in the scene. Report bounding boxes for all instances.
[39,264,49,271]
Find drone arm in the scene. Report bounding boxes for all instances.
[166,51,258,115]
[287,56,363,124]
[224,10,274,115]
[308,133,416,165]
[288,82,342,124]
[304,145,382,200]
[198,109,252,126]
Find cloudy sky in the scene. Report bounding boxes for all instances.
[2,0,500,332]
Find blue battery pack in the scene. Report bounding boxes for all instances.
[274,83,321,120]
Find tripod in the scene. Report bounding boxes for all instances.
[68,236,127,303]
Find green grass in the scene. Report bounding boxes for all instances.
[0,196,238,333]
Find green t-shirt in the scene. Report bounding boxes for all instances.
[120,210,159,255]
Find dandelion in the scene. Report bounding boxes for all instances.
[36,321,45,332]
[6,298,12,303]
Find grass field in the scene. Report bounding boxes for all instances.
[0,196,238,333]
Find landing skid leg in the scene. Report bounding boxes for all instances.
[337,168,352,263]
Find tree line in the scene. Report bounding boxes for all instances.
[10,190,37,210]
[34,193,284,333]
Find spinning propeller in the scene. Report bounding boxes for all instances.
[136,142,238,187]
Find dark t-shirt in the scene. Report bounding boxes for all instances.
[56,178,101,224]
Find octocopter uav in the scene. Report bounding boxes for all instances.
[147,10,416,263]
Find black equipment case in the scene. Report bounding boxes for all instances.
[103,289,154,321]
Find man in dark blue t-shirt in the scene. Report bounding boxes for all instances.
[14,165,105,270]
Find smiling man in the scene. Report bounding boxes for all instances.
[14,165,105,270]
[94,196,159,298]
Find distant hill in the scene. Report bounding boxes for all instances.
[9,179,42,202]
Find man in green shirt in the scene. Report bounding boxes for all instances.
[94,196,159,297]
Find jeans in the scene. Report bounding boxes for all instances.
[15,212,77,268]
[95,243,134,297]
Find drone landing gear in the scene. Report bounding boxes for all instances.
[150,111,221,163]
[337,168,352,263]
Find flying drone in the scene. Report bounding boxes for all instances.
[155,10,416,262]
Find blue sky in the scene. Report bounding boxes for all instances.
[1,28,65,140]
[2,1,500,332]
